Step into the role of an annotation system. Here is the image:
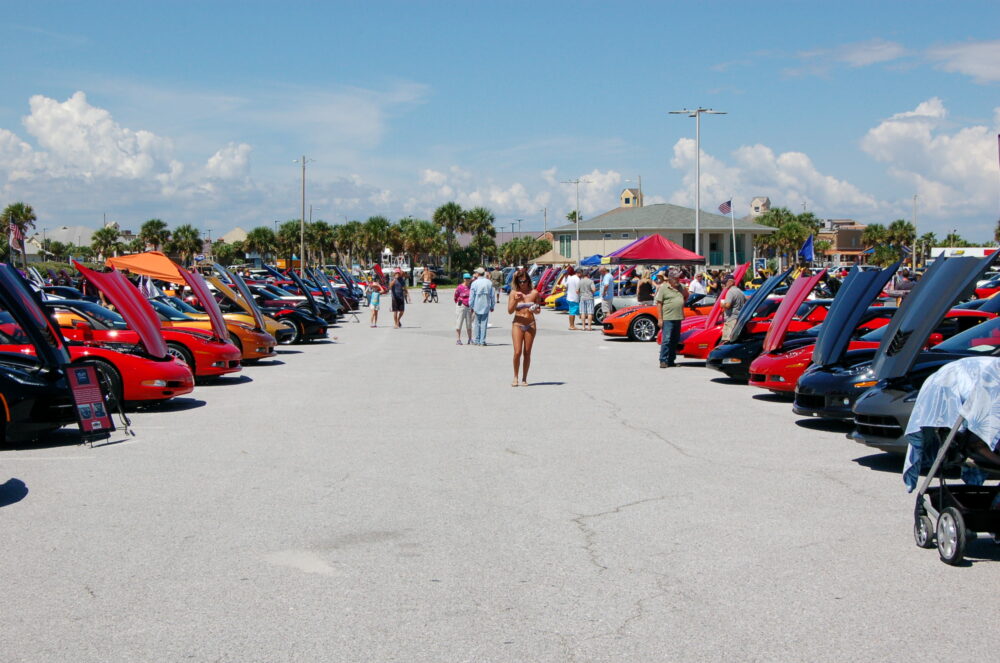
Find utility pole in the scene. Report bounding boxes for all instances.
[294,155,313,276]
[669,107,726,265]
[912,194,918,267]
[541,207,548,233]
[561,179,590,260]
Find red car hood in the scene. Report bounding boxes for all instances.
[762,270,826,353]
[74,262,168,358]
[702,262,751,329]
[178,267,228,342]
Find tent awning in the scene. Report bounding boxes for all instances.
[602,234,705,265]
[105,251,184,282]
[531,247,574,265]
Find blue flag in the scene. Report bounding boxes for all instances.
[798,234,815,262]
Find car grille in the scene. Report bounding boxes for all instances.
[750,373,766,382]
[795,393,825,409]
[603,323,613,330]
[854,414,904,439]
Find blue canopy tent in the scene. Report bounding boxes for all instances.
[580,254,603,266]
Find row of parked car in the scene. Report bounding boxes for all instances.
[0,253,364,444]
[597,254,1000,456]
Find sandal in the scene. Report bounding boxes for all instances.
[511,379,519,387]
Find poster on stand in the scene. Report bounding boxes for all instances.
[67,364,115,438]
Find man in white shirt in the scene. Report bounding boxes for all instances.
[565,266,581,330]
[686,272,708,308]
[468,267,496,346]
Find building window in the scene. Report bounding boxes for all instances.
[559,234,572,259]
[624,197,631,205]
[603,233,612,239]
[621,233,630,239]
[753,206,760,212]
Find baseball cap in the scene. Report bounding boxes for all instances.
[475,267,485,274]
[463,272,471,278]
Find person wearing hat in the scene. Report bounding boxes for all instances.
[454,272,473,345]
[468,267,496,345]
[390,268,409,328]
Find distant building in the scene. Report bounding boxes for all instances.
[620,188,643,208]
[817,218,867,266]
[749,197,771,217]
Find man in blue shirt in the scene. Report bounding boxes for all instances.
[468,267,496,345]
[599,266,615,318]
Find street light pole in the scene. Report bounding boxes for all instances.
[912,194,918,267]
[561,179,590,261]
[669,107,726,265]
[294,155,313,276]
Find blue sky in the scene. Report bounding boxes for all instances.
[3,1,999,241]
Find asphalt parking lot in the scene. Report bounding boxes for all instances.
[2,295,999,662]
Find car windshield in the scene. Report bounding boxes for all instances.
[149,299,195,321]
[0,309,32,344]
[166,296,201,314]
[754,299,781,317]
[59,301,129,329]
[929,317,1000,355]
[265,285,297,297]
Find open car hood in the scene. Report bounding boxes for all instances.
[811,263,900,367]
[307,268,335,304]
[728,267,793,341]
[178,267,228,342]
[283,269,321,315]
[762,270,827,353]
[207,276,267,332]
[873,253,999,380]
[0,263,70,367]
[702,262,751,329]
[74,262,168,358]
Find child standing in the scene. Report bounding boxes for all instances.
[369,282,385,327]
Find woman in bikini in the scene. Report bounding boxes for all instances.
[508,268,540,386]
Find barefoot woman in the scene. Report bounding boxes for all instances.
[508,268,540,386]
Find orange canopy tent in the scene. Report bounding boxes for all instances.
[105,251,184,282]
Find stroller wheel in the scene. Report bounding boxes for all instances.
[913,515,935,549]
[936,507,967,565]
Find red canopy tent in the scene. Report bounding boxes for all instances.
[603,234,705,265]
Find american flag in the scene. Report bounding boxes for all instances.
[8,224,24,252]
[718,200,732,215]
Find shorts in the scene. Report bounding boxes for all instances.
[579,299,595,315]
[391,296,405,312]
[601,300,613,315]
[456,305,472,331]
[567,300,580,316]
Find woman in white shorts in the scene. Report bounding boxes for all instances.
[454,272,473,344]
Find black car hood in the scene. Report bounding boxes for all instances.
[283,269,322,317]
[812,262,900,367]
[873,253,999,380]
[0,264,70,368]
[729,268,793,341]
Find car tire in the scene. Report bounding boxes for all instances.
[627,315,658,342]
[80,358,123,412]
[936,507,967,565]
[914,514,935,549]
[594,305,610,325]
[166,341,195,371]
[278,319,299,345]
[228,332,243,353]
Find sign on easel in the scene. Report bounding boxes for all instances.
[67,364,115,439]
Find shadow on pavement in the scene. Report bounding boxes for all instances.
[525,382,565,387]
[0,478,28,508]
[752,392,794,403]
[795,417,855,433]
[137,397,207,413]
[852,453,903,474]
[198,375,253,387]
[245,360,285,367]
[275,349,302,354]
[710,377,744,385]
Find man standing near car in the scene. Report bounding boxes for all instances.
[719,277,746,342]
[468,267,495,345]
[565,266,581,330]
[654,271,688,368]
[599,266,615,319]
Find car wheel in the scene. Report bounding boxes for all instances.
[166,341,195,370]
[936,507,967,565]
[594,306,607,325]
[80,359,123,412]
[228,332,243,353]
[913,514,935,549]
[628,315,658,342]
[278,319,299,344]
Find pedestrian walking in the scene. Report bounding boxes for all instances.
[565,266,581,329]
[508,268,540,386]
[454,272,473,345]
[491,265,504,303]
[368,281,385,327]
[654,271,688,368]
[468,267,495,345]
[390,269,409,328]
[719,277,747,342]
[578,270,596,331]
[421,265,434,303]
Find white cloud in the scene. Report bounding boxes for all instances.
[835,39,907,67]
[927,40,1000,84]
[204,142,252,180]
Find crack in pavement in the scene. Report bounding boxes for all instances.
[584,392,697,459]
[571,496,670,573]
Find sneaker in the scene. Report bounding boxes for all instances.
[456,340,463,345]
[659,362,667,368]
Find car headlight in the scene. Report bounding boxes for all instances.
[834,362,872,376]
[722,358,742,364]
[141,379,167,387]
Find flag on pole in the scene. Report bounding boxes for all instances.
[798,234,815,262]
[8,224,24,253]
[718,200,732,215]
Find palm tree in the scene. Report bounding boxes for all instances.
[887,219,916,264]
[2,202,37,266]
[943,231,967,247]
[308,221,337,267]
[916,232,938,267]
[274,221,301,263]
[334,221,364,266]
[465,207,496,264]
[139,218,171,251]
[432,202,465,273]
[91,225,124,260]
[244,227,277,263]
[774,221,810,270]
[994,219,1000,245]
[166,224,204,266]
[361,216,392,265]
[399,218,442,266]
[566,210,580,223]
[860,223,888,248]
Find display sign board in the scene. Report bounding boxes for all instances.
[67,364,115,438]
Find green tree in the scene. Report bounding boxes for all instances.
[139,218,171,251]
[308,220,337,266]
[212,241,243,266]
[274,221,302,263]
[45,240,70,262]
[166,224,204,266]
[361,215,392,265]
[943,231,968,247]
[91,225,124,260]
[860,223,888,249]
[398,217,443,266]
[243,227,276,262]
[994,219,1000,245]
[432,202,466,273]
[915,232,937,267]
[334,221,364,266]
[886,219,916,261]
[566,210,581,223]
[870,245,899,267]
